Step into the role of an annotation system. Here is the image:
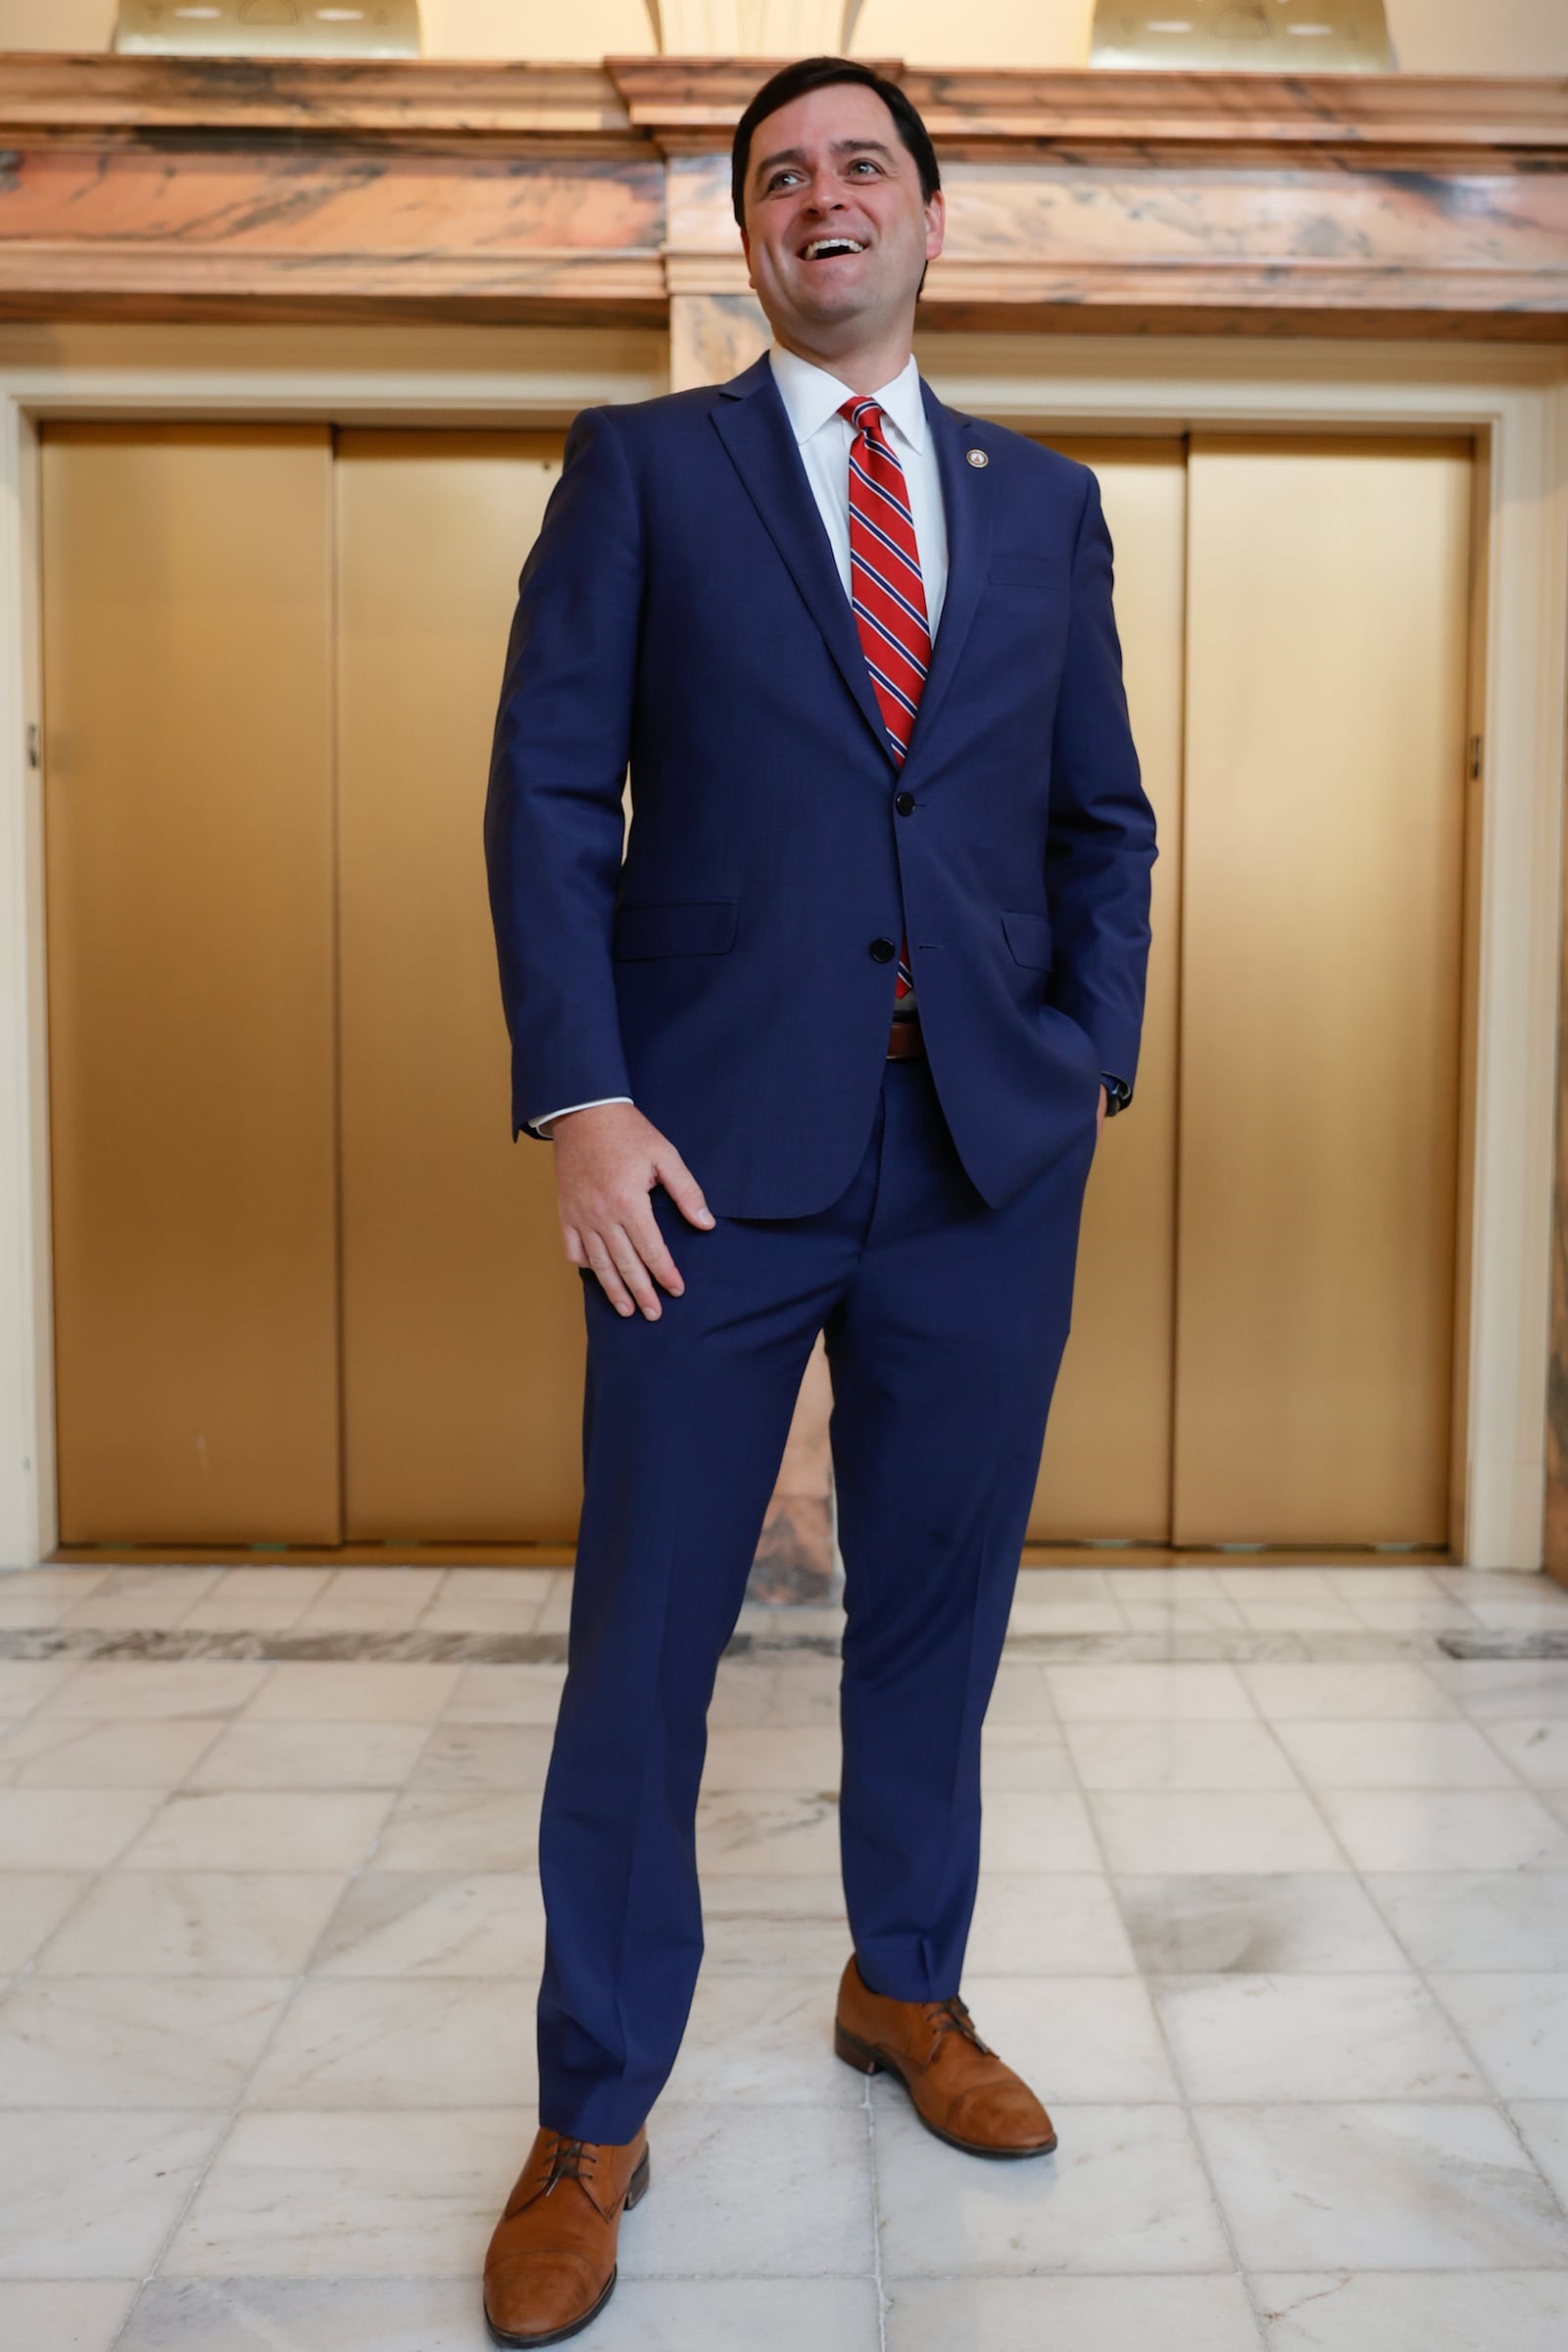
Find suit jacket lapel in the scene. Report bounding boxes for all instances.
[711,355,895,766]
[905,377,993,764]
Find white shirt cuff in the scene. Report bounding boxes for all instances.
[529,1095,633,1137]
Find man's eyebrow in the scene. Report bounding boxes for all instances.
[752,137,899,179]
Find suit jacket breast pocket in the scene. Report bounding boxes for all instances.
[987,553,1070,593]
[611,899,739,960]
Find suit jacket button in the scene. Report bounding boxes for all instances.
[895,791,915,815]
[869,937,897,963]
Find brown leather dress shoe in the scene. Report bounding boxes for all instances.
[834,1952,1058,2159]
[482,2124,651,2347]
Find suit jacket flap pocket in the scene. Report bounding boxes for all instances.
[1002,908,1054,970]
[612,898,739,960]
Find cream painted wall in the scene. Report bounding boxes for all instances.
[0,0,653,52]
[0,0,117,47]
[855,0,1094,67]
[0,0,658,56]
[1,0,1566,72]
[855,0,1568,72]
[417,0,653,58]
[1383,0,1568,74]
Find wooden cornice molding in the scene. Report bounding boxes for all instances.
[0,52,1560,339]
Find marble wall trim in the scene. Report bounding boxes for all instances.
[0,1622,1554,1665]
[0,55,1559,337]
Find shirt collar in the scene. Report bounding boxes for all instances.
[767,341,927,458]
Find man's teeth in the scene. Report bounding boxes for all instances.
[804,238,864,259]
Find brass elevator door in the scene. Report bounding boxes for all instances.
[1028,441,1186,1542]
[1026,431,1471,1546]
[40,423,1474,1550]
[1170,437,1471,1545]
[334,431,585,1541]
[42,424,340,1544]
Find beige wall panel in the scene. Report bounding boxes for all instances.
[1172,435,1471,1546]
[418,0,655,58]
[42,423,340,1543]
[1385,0,1568,74]
[0,2,117,49]
[335,429,589,1541]
[1028,438,1185,1542]
[6,0,1568,69]
[857,0,1568,72]
[855,0,1095,67]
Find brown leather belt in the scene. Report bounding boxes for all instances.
[886,1015,926,1060]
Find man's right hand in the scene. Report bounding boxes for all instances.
[547,1102,714,1320]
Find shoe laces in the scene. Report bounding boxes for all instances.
[920,1993,994,2056]
[540,2133,599,2196]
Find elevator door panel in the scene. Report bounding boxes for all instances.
[1026,440,1186,1542]
[40,421,1476,1556]
[334,431,587,1540]
[42,424,340,1542]
[1171,436,1471,1545]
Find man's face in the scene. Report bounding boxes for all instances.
[739,82,944,350]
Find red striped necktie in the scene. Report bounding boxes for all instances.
[839,392,926,1004]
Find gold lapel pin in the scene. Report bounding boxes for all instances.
[965,449,989,467]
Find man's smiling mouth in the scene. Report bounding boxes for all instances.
[800,236,866,261]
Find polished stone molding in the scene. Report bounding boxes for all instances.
[2,1622,1562,1666]
[0,55,1560,336]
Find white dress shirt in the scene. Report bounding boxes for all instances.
[767,339,949,640]
[528,340,950,1138]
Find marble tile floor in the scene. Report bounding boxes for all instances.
[2,1561,1568,2347]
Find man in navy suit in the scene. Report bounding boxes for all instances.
[481,54,1155,2346]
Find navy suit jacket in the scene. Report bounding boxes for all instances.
[484,350,1157,1219]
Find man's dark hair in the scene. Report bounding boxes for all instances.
[730,55,941,233]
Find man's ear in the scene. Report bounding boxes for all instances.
[924,188,946,263]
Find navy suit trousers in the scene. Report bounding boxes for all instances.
[535,1054,1099,2141]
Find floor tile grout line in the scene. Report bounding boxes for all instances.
[1461,1692,1568,1796]
[1048,1648,1271,2351]
[0,1618,131,1967]
[1309,1653,1568,2232]
[0,1722,213,2002]
[45,2262,1568,2299]
[1239,1648,1568,2233]
[5,2085,1567,2112]
[5,1642,409,2001]
[102,1667,429,2350]
[861,2071,890,2351]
